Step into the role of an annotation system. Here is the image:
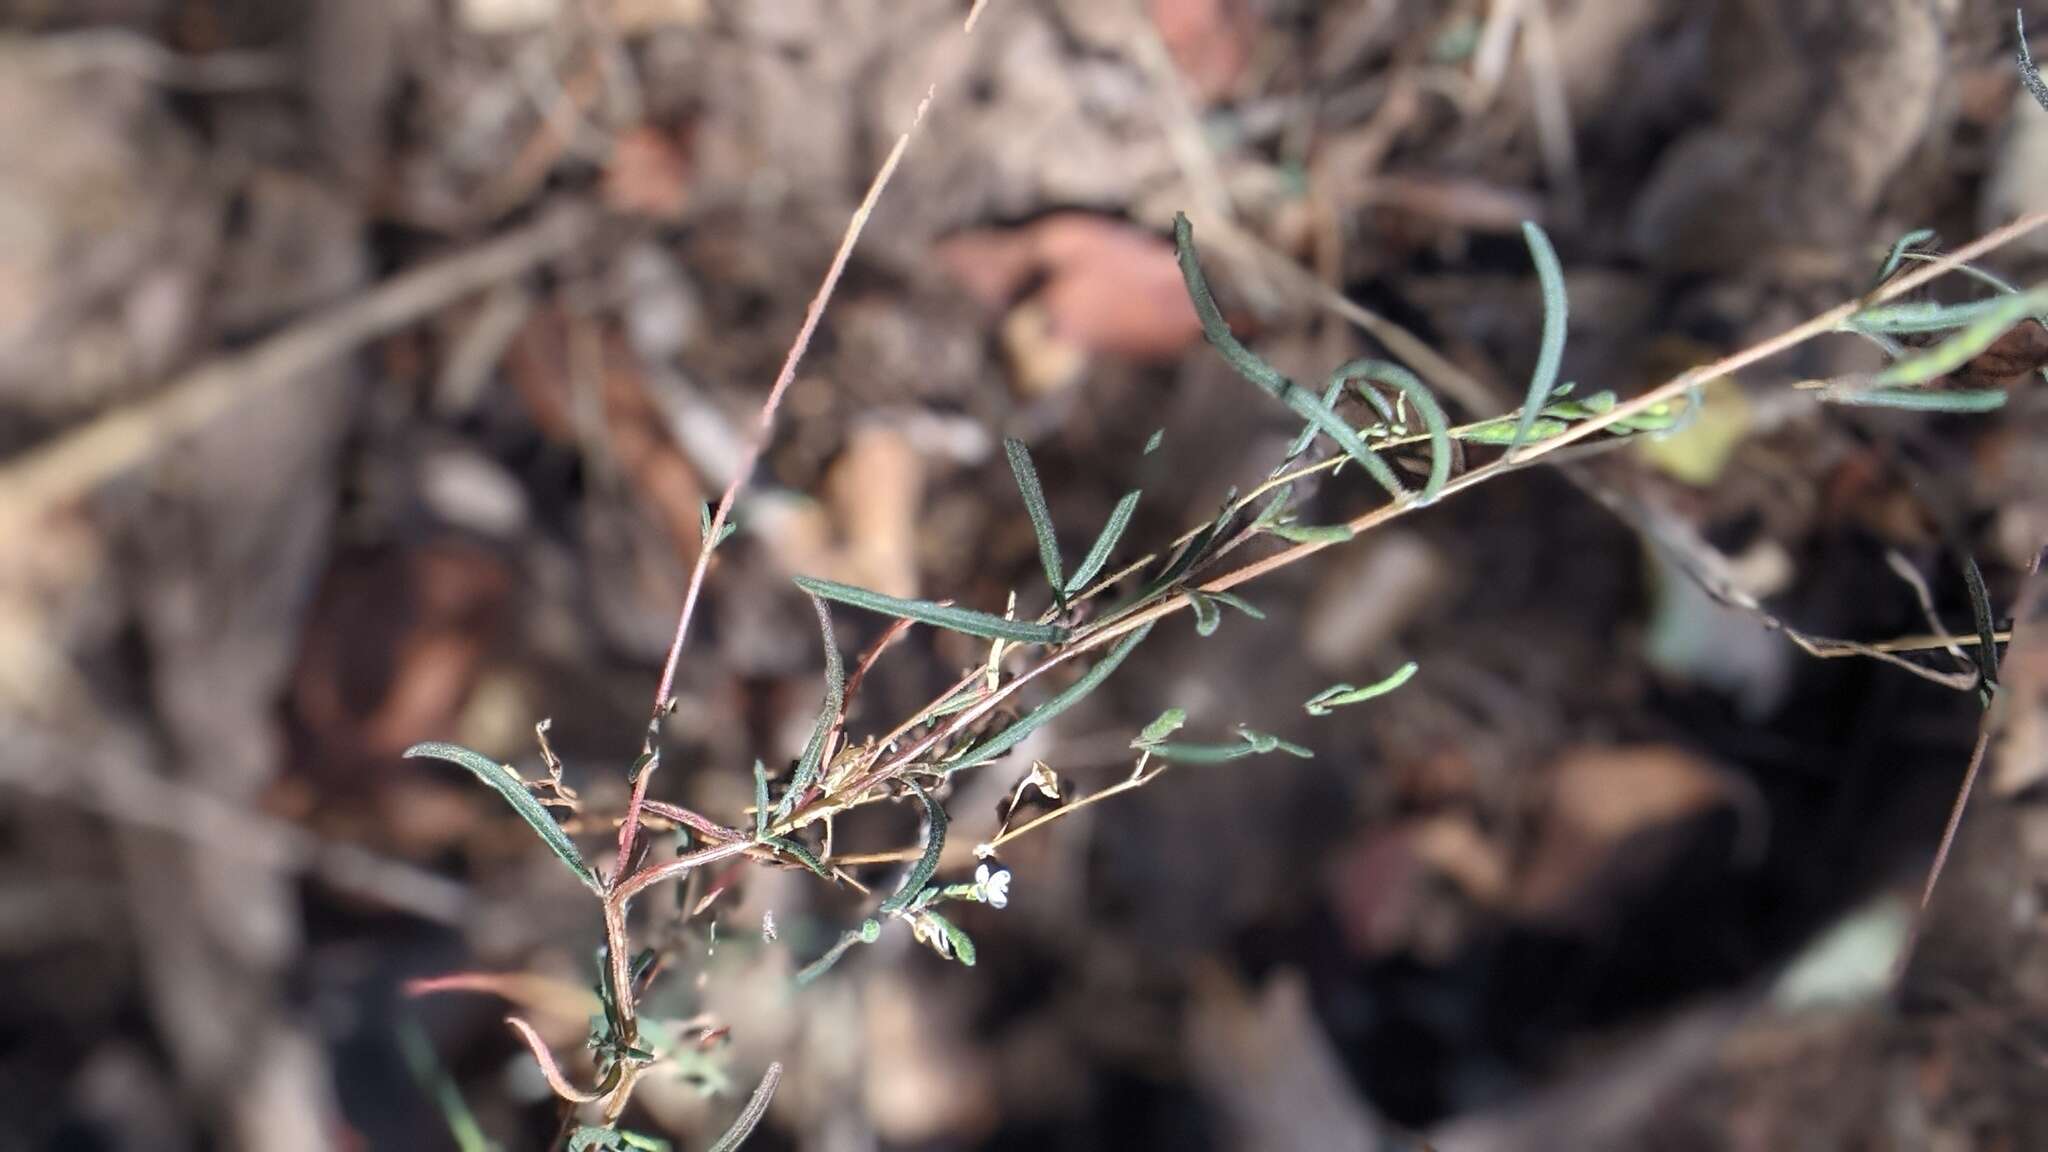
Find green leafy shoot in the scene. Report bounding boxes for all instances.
[1267,521,1355,544]
[1868,287,2048,387]
[404,742,601,894]
[793,574,1068,645]
[1847,296,2023,335]
[752,760,770,840]
[706,1062,783,1152]
[1812,385,2008,413]
[914,909,977,966]
[1005,437,1066,600]
[1064,490,1142,599]
[1144,429,1165,454]
[1964,553,2002,691]
[1137,707,1187,746]
[948,623,1156,769]
[767,835,832,879]
[781,595,845,816]
[1875,228,1937,286]
[879,780,948,914]
[2022,10,2048,113]
[569,1128,670,1152]
[1331,359,1452,502]
[1172,213,1409,499]
[1304,661,1419,716]
[699,503,739,550]
[795,920,881,987]
[1506,221,1570,457]
[1145,726,1314,764]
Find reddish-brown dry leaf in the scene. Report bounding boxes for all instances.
[937,213,1202,364]
[1149,0,1254,102]
[604,125,693,220]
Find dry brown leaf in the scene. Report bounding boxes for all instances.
[1514,744,1752,922]
[603,125,692,221]
[938,213,1202,366]
[1148,0,1254,102]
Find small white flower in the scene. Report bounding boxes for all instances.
[974,862,1011,910]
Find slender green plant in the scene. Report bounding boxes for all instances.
[400,15,2045,1149]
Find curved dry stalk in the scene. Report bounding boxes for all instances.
[506,1015,611,1105]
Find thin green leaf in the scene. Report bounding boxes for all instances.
[1876,229,1937,285]
[752,760,770,841]
[1332,359,1453,502]
[1304,661,1419,716]
[1148,726,1314,764]
[1173,213,1408,499]
[705,1062,782,1152]
[699,503,739,549]
[1268,522,1355,544]
[1506,221,1570,457]
[1191,592,1221,636]
[1137,707,1187,746]
[1848,296,2021,335]
[927,910,977,966]
[1004,437,1066,598]
[405,743,600,894]
[781,595,845,817]
[793,575,1069,645]
[767,836,832,879]
[1147,490,1237,593]
[879,780,948,914]
[949,622,1156,768]
[1870,288,2048,387]
[1964,553,2001,689]
[2023,10,2048,113]
[1064,490,1142,598]
[794,922,879,987]
[1210,591,1265,620]
[1458,417,1569,445]
[1144,429,1165,454]
[1815,385,2009,413]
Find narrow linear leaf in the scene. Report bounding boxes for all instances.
[793,575,1068,645]
[1870,287,2048,387]
[766,836,833,880]
[1964,553,2002,689]
[398,1018,494,1152]
[1190,593,1221,637]
[1065,490,1142,598]
[699,503,739,550]
[752,760,770,841]
[1149,727,1315,764]
[1137,707,1187,746]
[879,780,948,914]
[1815,385,2008,413]
[1848,296,2022,335]
[1210,592,1265,620]
[1507,221,1570,457]
[705,1062,783,1152]
[1004,437,1066,598]
[781,595,845,816]
[950,622,1157,768]
[1173,214,1408,498]
[928,910,977,966]
[1147,490,1238,594]
[2023,10,2048,113]
[1305,661,1419,716]
[1458,417,1568,446]
[794,922,879,987]
[1333,359,1453,502]
[1268,522,1355,544]
[1144,429,1165,454]
[405,743,600,894]
[1876,228,1937,286]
